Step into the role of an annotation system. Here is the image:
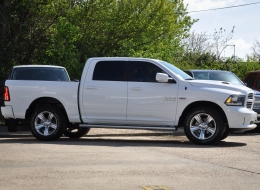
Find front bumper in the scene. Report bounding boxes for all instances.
[0,106,15,119]
[225,106,257,132]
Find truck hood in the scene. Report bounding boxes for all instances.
[188,80,253,94]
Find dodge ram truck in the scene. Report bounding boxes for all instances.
[1,58,258,145]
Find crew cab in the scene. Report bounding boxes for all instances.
[0,58,258,145]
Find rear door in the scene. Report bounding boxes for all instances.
[82,59,128,121]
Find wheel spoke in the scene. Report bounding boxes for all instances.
[206,127,216,134]
[35,124,45,130]
[194,114,203,124]
[43,127,49,136]
[199,129,206,140]
[48,113,54,121]
[37,113,46,122]
[205,115,214,125]
[190,125,200,132]
[50,123,57,130]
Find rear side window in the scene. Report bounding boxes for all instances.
[93,61,126,81]
[11,67,70,81]
[244,73,258,88]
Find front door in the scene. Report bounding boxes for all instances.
[127,61,178,125]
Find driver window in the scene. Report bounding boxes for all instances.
[130,61,169,82]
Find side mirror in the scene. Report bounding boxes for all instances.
[156,73,172,83]
[244,82,247,86]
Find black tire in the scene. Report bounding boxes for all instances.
[220,126,230,141]
[184,107,225,145]
[6,119,18,132]
[30,105,67,141]
[64,123,90,138]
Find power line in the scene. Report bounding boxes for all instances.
[189,2,260,13]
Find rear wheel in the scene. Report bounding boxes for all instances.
[64,123,90,138]
[184,107,225,145]
[30,105,67,141]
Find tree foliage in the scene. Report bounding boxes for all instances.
[0,0,195,79]
[246,39,260,62]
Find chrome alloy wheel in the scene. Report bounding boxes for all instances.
[189,113,216,140]
[34,111,58,136]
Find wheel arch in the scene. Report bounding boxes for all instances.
[25,97,68,120]
[178,101,228,128]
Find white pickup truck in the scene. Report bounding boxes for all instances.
[1,57,258,144]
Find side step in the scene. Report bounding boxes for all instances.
[79,124,177,131]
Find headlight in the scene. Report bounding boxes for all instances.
[225,95,245,106]
[255,96,260,102]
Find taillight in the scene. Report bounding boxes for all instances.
[4,86,10,101]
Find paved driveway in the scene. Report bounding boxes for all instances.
[0,125,260,190]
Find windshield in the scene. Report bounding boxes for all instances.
[192,71,245,86]
[158,61,193,80]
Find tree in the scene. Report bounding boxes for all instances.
[247,39,260,61]
[0,0,69,78]
[212,26,235,61]
[179,27,236,69]
[38,0,195,78]
[181,31,215,66]
[1,0,195,78]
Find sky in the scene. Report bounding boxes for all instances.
[183,0,260,60]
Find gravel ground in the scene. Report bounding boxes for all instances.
[0,124,260,190]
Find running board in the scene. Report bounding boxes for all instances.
[79,124,177,131]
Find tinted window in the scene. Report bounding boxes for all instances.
[256,75,260,89]
[11,67,70,81]
[130,61,165,82]
[93,61,126,81]
[184,71,193,77]
[158,61,193,80]
[245,73,258,88]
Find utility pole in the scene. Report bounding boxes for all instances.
[226,44,235,60]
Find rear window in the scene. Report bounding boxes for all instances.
[10,67,70,81]
[92,61,126,81]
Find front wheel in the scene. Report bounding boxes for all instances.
[30,105,67,141]
[184,107,225,145]
[220,126,230,141]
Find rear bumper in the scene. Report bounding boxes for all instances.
[1,106,15,119]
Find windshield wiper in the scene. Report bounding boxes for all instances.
[185,78,194,80]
